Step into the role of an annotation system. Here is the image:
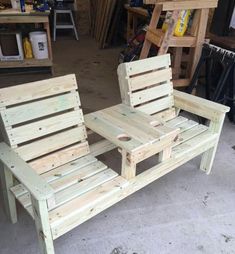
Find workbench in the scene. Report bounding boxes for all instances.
[0,10,53,72]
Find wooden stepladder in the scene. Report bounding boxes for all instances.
[140,0,218,87]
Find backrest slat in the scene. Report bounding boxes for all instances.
[1,92,80,127]
[6,110,84,146]
[129,68,172,91]
[0,74,77,107]
[118,54,176,119]
[124,54,171,76]
[0,74,90,175]
[15,126,87,161]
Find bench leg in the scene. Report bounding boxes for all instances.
[159,147,172,162]
[32,198,55,254]
[200,114,225,175]
[121,150,136,180]
[200,145,218,175]
[0,164,17,224]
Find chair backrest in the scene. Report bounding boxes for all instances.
[0,74,89,175]
[117,54,176,121]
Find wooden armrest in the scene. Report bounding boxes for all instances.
[0,142,54,201]
[173,89,230,121]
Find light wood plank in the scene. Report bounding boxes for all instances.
[90,139,116,157]
[49,130,217,239]
[29,142,90,175]
[165,116,188,128]
[7,110,84,146]
[173,89,230,121]
[55,168,118,207]
[42,154,97,183]
[15,126,87,161]
[32,198,55,254]
[0,142,54,201]
[0,74,77,107]
[50,161,108,192]
[1,92,80,127]
[131,82,173,106]
[10,157,102,198]
[129,68,172,91]
[49,176,129,231]
[173,124,208,147]
[0,165,17,223]
[152,108,176,121]
[119,54,171,76]
[136,96,174,115]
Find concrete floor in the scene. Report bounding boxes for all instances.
[0,36,235,254]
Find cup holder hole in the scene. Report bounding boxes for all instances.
[117,134,132,142]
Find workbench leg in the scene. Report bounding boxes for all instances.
[172,47,183,79]
[140,4,162,59]
[32,198,55,254]
[0,165,17,224]
[121,150,136,180]
[188,9,209,79]
[44,20,53,60]
[200,114,225,175]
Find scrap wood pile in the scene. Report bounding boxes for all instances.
[89,0,125,49]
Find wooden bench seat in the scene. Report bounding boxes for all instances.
[0,58,229,254]
[10,155,118,216]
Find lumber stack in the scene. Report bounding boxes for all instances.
[89,0,124,49]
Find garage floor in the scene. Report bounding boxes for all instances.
[0,36,235,254]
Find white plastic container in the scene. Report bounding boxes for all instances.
[29,31,49,59]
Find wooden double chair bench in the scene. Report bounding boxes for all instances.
[0,55,229,254]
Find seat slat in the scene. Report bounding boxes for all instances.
[0,74,77,107]
[42,154,97,183]
[165,116,188,128]
[120,54,171,76]
[136,96,174,115]
[129,68,172,91]
[29,142,90,175]
[10,154,99,197]
[50,160,108,192]
[13,168,118,212]
[173,125,208,147]
[55,168,118,207]
[7,110,84,146]
[15,126,87,161]
[1,92,80,127]
[176,120,199,133]
[151,108,176,122]
[49,176,129,236]
[130,82,173,106]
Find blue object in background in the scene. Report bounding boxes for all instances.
[130,0,143,7]
[20,0,25,12]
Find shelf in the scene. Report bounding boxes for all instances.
[0,58,52,68]
[146,28,197,48]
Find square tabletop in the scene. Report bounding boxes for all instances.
[85,104,179,156]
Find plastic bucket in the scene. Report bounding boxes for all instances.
[29,31,49,59]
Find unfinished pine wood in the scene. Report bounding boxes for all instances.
[15,126,87,161]
[0,165,17,223]
[0,74,77,107]
[1,92,80,126]
[140,1,218,88]
[29,142,90,175]
[0,71,229,254]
